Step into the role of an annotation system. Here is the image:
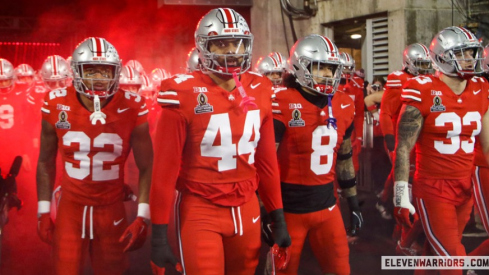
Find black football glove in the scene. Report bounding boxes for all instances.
[269,209,291,248]
[347,195,363,236]
[151,224,182,274]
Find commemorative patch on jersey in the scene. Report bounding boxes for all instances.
[289,103,303,109]
[430,96,446,112]
[194,93,214,114]
[57,104,71,111]
[55,111,71,129]
[288,109,305,127]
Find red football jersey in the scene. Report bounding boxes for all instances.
[0,90,31,175]
[343,77,364,139]
[380,70,414,136]
[273,88,355,185]
[401,75,489,179]
[151,71,282,224]
[41,86,148,205]
[26,83,49,110]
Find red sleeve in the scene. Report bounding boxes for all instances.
[150,107,187,224]
[255,107,283,213]
[353,86,364,137]
[379,86,402,136]
[135,97,149,126]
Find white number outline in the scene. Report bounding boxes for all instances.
[434,112,481,154]
[200,110,261,171]
[63,131,123,181]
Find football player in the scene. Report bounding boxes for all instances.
[378,43,433,253]
[186,47,201,73]
[150,8,291,275]
[255,52,288,90]
[14,63,36,90]
[36,37,153,275]
[395,27,489,274]
[470,44,489,257]
[0,58,31,172]
[150,68,171,91]
[119,65,143,93]
[271,34,362,275]
[338,52,364,173]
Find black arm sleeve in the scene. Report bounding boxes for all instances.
[343,122,354,140]
[273,119,286,143]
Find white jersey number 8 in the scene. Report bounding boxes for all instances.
[311,125,338,175]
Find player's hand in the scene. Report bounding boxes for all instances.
[350,210,363,236]
[346,195,363,236]
[37,213,54,245]
[393,181,416,228]
[151,224,182,274]
[384,134,395,152]
[119,217,148,252]
[372,112,380,121]
[270,244,290,271]
[269,209,292,248]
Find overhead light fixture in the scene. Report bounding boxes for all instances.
[350,34,362,39]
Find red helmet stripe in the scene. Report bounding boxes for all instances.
[220,8,236,29]
[51,56,59,76]
[128,66,134,80]
[418,43,430,56]
[275,52,283,64]
[457,27,476,40]
[23,64,27,73]
[321,36,336,57]
[91,37,106,57]
[0,60,4,76]
[271,56,279,67]
[143,75,150,86]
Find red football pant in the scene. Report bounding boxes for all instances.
[176,192,261,275]
[54,197,128,275]
[415,197,472,275]
[278,205,349,275]
[470,166,489,256]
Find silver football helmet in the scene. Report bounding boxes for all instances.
[482,44,489,73]
[119,65,142,93]
[0,58,15,93]
[14,63,35,85]
[40,55,71,89]
[403,43,433,76]
[71,37,122,98]
[195,8,253,75]
[255,52,287,86]
[186,47,201,73]
[339,52,355,79]
[429,26,483,79]
[289,34,343,95]
[139,74,155,100]
[125,59,145,75]
[151,68,171,88]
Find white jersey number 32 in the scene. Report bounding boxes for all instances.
[63,131,123,181]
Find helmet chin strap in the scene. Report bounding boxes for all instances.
[89,95,107,125]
